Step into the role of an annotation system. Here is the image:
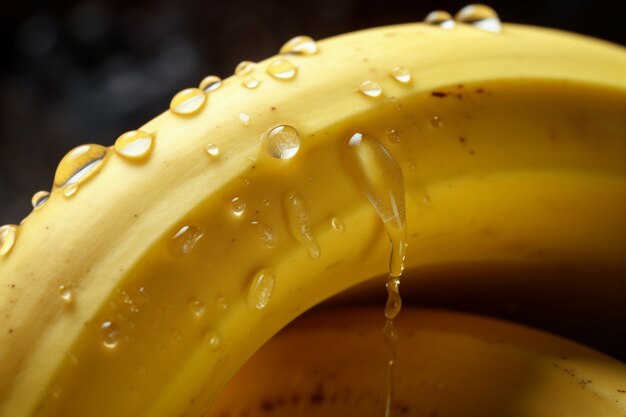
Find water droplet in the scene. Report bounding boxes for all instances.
[283,191,320,258]
[169,225,204,256]
[250,221,277,249]
[204,144,220,158]
[263,124,300,160]
[216,296,228,310]
[231,197,246,217]
[242,76,260,89]
[247,268,275,310]
[191,299,206,318]
[279,35,318,55]
[424,10,455,29]
[235,61,256,76]
[170,88,206,116]
[455,4,501,33]
[63,184,78,198]
[385,276,402,319]
[267,58,297,80]
[389,66,411,84]
[331,217,345,233]
[199,75,222,92]
[114,130,154,160]
[386,128,402,144]
[358,80,383,98]
[205,331,223,350]
[0,225,18,256]
[54,144,109,188]
[100,321,120,349]
[239,112,251,126]
[415,187,432,208]
[172,329,182,342]
[58,285,72,303]
[430,115,443,128]
[31,191,50,209]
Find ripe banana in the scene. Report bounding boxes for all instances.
[209,307,626,417]
[1,14,625,417]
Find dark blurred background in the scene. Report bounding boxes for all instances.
[0,0,624,223]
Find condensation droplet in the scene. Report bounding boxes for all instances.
[169,225,204,256]
[205,144,220,158]
[191,299,206,318]
[58,285,72,303]
[239,112,251,126]
[100,321,120,349]
[279,35,318,55]
[235,61,256,76]
[263,124,300,160]
[250,221,277,249]
[415,187,432,208]
[31,191,50,209]
[331,217,345,233]
[386,128,402,144]
[231,197,246,217]
[358,80,383,98]
[170,88,207,116]
[114,130,154,160]
[455,4,501,33]
[0,225,18,256]
[54,144,109,188]
[63,184,78,198]
[424,10,455,29]
[242,76,260,89]
[283,191,320,258]
[199,75,222,92]
[389,66,411,84]
[430,115,443,128]
[267,58,297,80]
[205,331,223,350]
[247,268,275,310]
[216,296,228,310]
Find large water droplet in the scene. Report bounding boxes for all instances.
[455,4,501,33]
[242,76,260,89]
[231,197,246,217]
[191,299,206,318]
[205,144,220,158]
[358,80,383,98]
[267,59,298,80]
[114,130,154,160]
[54,144,109,189]
[58,285,72,303]
[283,191,320,258]
[279,35,319,55]
[424,10,455,28]
[235,61,256,76]
[100,321,120,349]
[389,66,411,84]
[169,225,204,256]
[247,268,275,310]
[205,331,223,351]
[250,221,277,249]
[170,88,207,116]
[239,112,251,126]
[31,191,50,209]
[331,217,345,233]
[263,124,300,160]
[0,225,18,256]
[199,75,222,92]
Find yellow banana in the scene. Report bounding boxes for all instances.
[1,11,625,417]
[209,307,626,417]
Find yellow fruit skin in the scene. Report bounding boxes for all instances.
[0,23,624,417]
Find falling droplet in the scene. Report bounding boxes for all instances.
[385,276,402,319]
[239,112,251,126]
[100,321,120,349]
[0,225,18,256]
[54,144,109,189]
[63,184,78,198]
[204,144,220,158]
[267,58,298,80]
[389,66,411,84]
[386,128,402,144]
[247,268,275,310]
[199,75,222,92]
[31,191,50,209]
[455,4,501,33]
[215,297,228,310]
[191,299,206,318]
[235,61,256,76]
[169,225,204,256]
[205,331,223,350]
[283,191,320,258]
[358,80,383,98]
[263,124,300,160]
[58,285,72,303]
[279,35,319,55]
[231,197,246,217]
[114,130,154,160]
[170,88,207,116]
[430,115,443,128]
[250,221,277,249]
[424,10,455,29]
[242,76,260,89]
[331,217,345,233]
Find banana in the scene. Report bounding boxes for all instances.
[209,307,626,417]
[1,14,625,417]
